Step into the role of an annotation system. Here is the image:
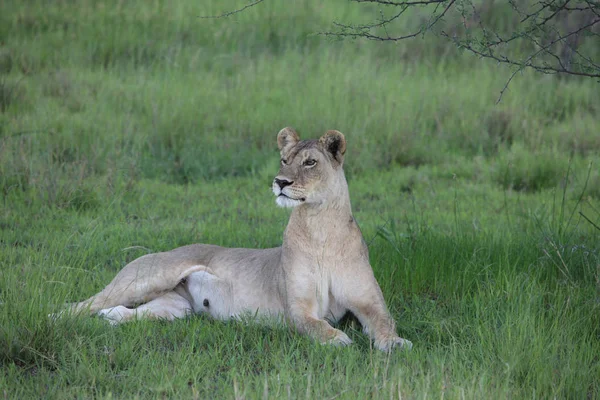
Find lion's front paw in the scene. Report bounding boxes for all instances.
[375,336,413,352]
[325,329,353,347]
[97,306,132,325]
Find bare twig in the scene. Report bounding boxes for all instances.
[199,0,266,19]
[448,17,600,78]
[352,0,447,6]
[496,68,521,104]
[215,0,600,89]
[325,0,456,41]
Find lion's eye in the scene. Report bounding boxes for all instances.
[303,159,317,167]
[281,159,288,165]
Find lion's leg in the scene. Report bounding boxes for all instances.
[351,300,412,351]
[61,253,211,315]
[295,314,353,346]
[284,276,352,346]
[336,265,412,352]
[97,291,192,325]
[66,290,132,316]
[51,292,121,319]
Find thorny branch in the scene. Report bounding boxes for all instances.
[202,0,599,100]
[325,0,600,99]
[443,17,600,77]
[324,0,456,41]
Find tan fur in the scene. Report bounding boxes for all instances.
[57,128,412,351]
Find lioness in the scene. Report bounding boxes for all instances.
[62,128,412,351]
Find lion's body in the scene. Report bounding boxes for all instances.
[64,128,412,351]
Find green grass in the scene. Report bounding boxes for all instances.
[1,0,599,398]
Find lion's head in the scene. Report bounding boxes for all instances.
[272,127,347,208]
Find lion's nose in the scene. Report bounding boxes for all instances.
[275,178,293,189]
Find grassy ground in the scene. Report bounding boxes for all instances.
[1,0,599,398]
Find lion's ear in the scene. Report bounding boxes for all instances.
[277,127,300,152]
[319,130,346,162]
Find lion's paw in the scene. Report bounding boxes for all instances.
[375,336,413,352]
[325,329,353,347]
[97,306,132,325]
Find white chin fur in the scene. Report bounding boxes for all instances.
[276,196,303,208]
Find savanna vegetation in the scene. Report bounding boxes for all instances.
[0,1,599,398]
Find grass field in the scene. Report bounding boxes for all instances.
[1,0,599,398]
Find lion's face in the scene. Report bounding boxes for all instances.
[272,128,346,208]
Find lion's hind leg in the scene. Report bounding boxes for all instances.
[97,291,192,325]
[55,258,211,317]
